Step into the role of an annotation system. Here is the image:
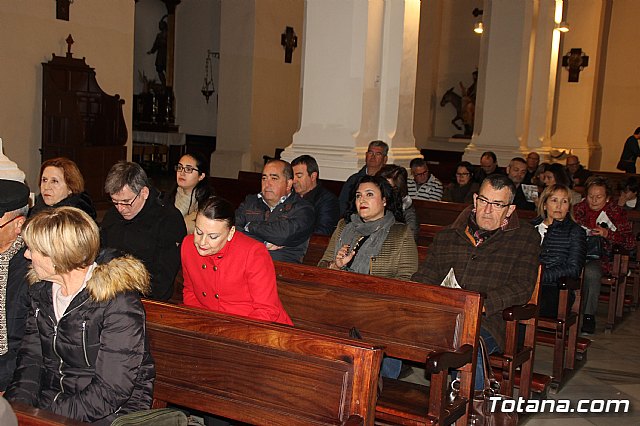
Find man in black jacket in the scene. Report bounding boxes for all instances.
[236,159,315,263]
[291,155,340,235]
[0,180,30,391]
[100,162,186,301]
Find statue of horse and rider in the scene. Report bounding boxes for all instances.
[440,70,477,138]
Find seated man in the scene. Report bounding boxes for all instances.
[507,157,535,210]
[412,174,540,387]
[338,140,388,215]
[291,155,340,235]
[566,155,592,187]
[100,161,187,301]
[0,180,30,392]
[236,159,315,263]
[473,151,506,183]
[523,151,540,184]
[407,158,443,201]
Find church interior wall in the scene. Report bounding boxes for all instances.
[0,0,134,191]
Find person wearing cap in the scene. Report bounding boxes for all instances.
[0,179,30,392]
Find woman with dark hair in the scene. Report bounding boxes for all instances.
[163,152,213,233]
[320,175,417,280]
[442,161,479,203]
[542,163,582,204]
[29,157,96,219]
[617,176,640,210]
[180,196,292,324]
[532,184,586,318]
[377,164,418,240]
[574,176,634,333]
[320,175,417,379]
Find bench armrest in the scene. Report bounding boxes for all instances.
[425,344,474,374]
[343,415,364,426]
[502,303,537,321]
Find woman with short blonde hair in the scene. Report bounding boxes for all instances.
[5,207,155,423]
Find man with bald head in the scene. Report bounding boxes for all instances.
[523,152,540,184]
[507,157,535,210]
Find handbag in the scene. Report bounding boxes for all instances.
[586,235,604,260]
[469,337,518,426]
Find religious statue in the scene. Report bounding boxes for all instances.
[147,15,168,87]
[440,70,477,138]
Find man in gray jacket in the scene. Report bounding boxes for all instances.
[236,159,315,263]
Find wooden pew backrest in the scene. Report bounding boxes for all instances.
[143,300,383,426]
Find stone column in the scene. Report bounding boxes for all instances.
[466,0,561,165]
[281,0,421,180]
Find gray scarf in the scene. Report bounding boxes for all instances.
[337,211,395,275]
[0,235,25,355]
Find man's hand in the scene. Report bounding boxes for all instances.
[265,242,283,251]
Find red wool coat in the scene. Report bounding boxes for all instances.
[181,231,293,325]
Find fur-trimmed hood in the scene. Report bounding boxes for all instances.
[28,255,150,302]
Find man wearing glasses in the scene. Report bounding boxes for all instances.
[100,161,187,301]
[565,155,592,187]
[413,174,540,388]
[0,180,30,392]
[338,140,388,215]
[407,158,443,201]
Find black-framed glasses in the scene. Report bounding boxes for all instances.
[175,164,200,174]
[476,195,510,210]
[414,171,428,178]
[111,192,139,207]
[0,215,21,229]
[456,172,471,177]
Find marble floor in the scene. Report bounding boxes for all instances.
[403,303,640,425]
[521,303,640,425]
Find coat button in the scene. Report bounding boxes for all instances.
[214,266,218,271]
[202,264,206,269]
[471,255,477,260]
[215,294,219,299]
[202,292,207,297]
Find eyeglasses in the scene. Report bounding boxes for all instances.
[456,173,471,177]
[476,195,510,210]
[566,163,579,167]
[0,215,21,229]
[414,171,429,178]
[111,192,139,207]
[366,151,385,158]
[175,164,200,174]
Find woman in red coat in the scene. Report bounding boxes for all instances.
[181,196,292,325]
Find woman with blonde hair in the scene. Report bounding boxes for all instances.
[5,207,155,424]
[29,157,96,219]
[532,184,586,318]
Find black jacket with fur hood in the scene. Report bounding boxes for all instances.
[5,254,155,423]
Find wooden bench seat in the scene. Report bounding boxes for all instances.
[273,261,482,426]
[10,401,89,426]
[143,300,383,426]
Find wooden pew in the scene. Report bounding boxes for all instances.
[273,261,482,426]
[10,402,89,426]
[412,199,537,226]
[143,300,383,426]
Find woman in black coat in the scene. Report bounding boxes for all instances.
[532,184,587,318]
[5,207,154,424]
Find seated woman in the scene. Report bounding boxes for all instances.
[542,163,582,204]
[163,152,213,233]
[532,184,587,318]
[377,164,419,241]
[5,207,154,424]
[442,161,479,204]
[574,176,634,334]
[617,176,640,211]
[29,158,96,219]
[181,196,292,324]
[320,175,418,378]
[319,175,418,280]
